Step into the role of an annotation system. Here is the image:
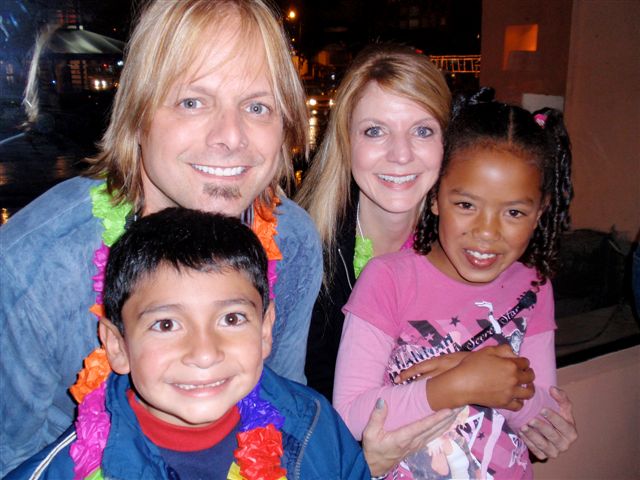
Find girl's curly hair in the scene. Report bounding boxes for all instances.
[415,88,573,282]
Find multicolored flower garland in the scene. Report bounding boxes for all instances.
[69,183,286,479]
[230,379,287,480]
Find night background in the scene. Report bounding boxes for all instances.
[0,0,482,216]
[0,0,482,56]
[0,2,639,475]
[0,0,483,100]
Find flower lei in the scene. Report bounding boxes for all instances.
[69,183,285,480]
[229,377,287,480]
[353,235,374,279]
[353,201,374,279]
[354,235,415,279]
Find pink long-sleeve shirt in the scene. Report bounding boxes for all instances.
[334,249,558,479]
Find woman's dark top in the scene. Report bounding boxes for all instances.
[305,194,358,401]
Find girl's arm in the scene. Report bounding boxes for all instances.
[501,278,560,430]
[333,314,434,439]
[425,344,535,411]
[334,314,536,439]
[391,339,573,459]
[500,330,559,429]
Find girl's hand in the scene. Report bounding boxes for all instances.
[394,352,471,384]
[362,398,459,477]
[520,387,578,459]
[427,344,535,411]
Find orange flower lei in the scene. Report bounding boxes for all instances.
[69,184,286,479]
[71,186,283,401]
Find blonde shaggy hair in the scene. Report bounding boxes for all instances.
[87,0,308,209]
[296,44,451,265]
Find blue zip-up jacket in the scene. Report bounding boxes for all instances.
[0,177,322,475]
[7,368,370,479]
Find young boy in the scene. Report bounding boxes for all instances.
[7,208,369,479]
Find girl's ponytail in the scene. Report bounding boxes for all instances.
[526,108,573,281]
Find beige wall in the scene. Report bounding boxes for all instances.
[564,0,640,239]
[533,346,640,479]
[481,0,640,240]
[481,0,573,104]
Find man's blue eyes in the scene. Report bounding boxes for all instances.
[247,103,270,115]
[180,98,201,109]
[178,100,270,115]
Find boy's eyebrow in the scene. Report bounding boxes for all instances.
[213,298,259,309]
[138,298,259,317]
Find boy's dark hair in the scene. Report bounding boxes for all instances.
[415,87,573,282]
[104,208,269,333]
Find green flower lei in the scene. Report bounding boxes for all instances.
[89,183,132,246]
[353,235,374,279]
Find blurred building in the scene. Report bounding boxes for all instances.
[40,27,123,94]
[290,0,481,83]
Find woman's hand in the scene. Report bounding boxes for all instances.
[362,398,459,477]
[520,387,578,460]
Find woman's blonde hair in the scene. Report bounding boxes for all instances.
[87,0,308,208]
[296,44,451,260]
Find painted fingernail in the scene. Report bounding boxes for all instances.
[376,398,385,409]
[541,409,549,417]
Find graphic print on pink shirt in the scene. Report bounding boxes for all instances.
[386,289,536,479]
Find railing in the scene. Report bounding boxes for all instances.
[429,55,481,74]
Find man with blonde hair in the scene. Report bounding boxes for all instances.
[0,0,321,473]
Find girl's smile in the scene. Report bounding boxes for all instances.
[428,145,545,285]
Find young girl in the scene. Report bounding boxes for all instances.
[334,90,573,479]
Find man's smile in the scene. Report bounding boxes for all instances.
[192,164,247,177]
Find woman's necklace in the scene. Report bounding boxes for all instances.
[353,201,374,278]
[69,183,286,480]
[353,201,416,279]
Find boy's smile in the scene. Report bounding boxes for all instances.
[101,264,274,427]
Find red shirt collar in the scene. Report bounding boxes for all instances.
[127,389,240,451]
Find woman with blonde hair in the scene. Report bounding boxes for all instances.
[297,43,578,478]
[298,43,450,401]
